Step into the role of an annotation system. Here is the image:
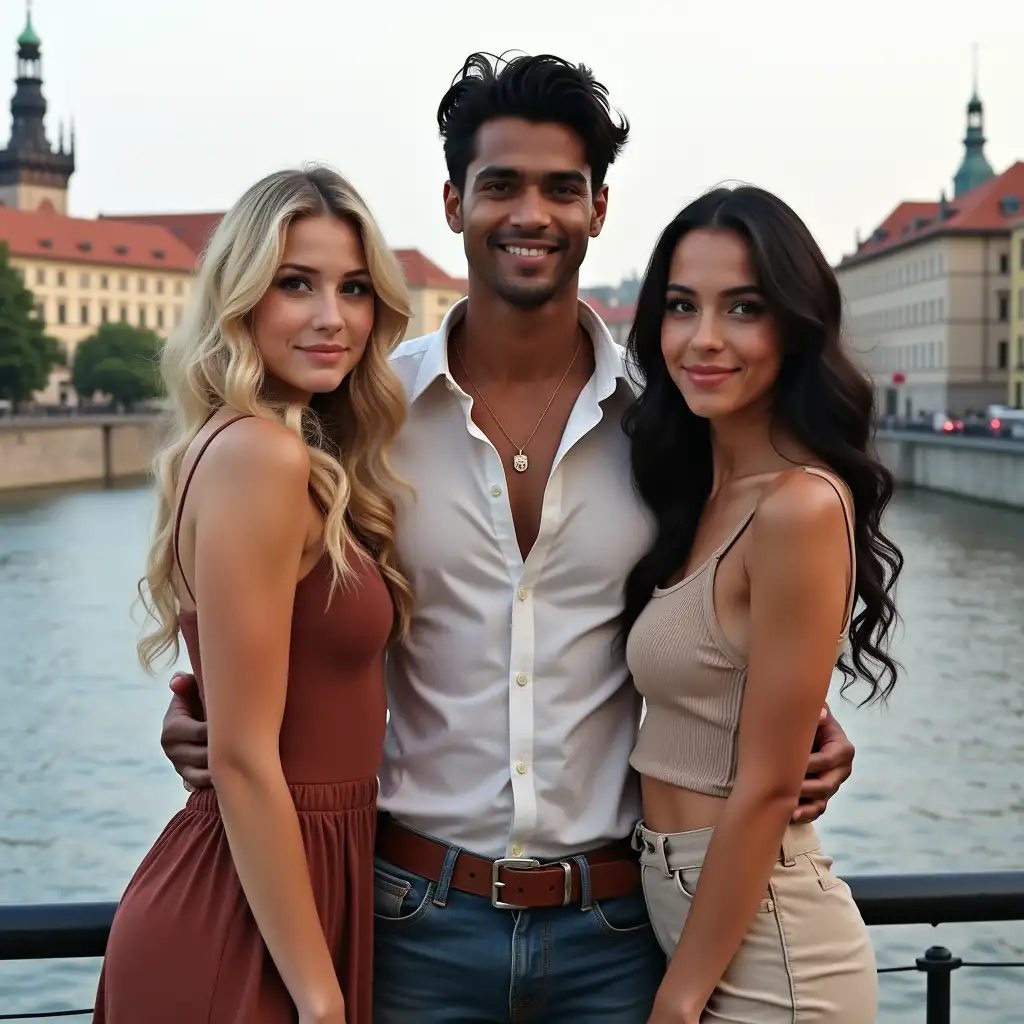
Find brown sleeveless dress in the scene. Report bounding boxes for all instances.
[94,416,394,1023]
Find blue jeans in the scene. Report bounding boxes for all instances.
[372,845,666,1023]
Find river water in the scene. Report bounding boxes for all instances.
[0,482,1022,1022]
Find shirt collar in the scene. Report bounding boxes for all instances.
[407,296,630,404]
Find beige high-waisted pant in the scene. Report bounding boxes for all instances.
[634,820,878,1022]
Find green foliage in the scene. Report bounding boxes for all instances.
[0,242,66,405]
[71,321,164,409]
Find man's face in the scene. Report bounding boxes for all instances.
[444,118,608,310]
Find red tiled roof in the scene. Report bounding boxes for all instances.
[99,212,467,292]
[393,248,466,290]
[841,162,1024,266]
[100,212,223,257]
[0,205,199,272]
[585,295,635,326]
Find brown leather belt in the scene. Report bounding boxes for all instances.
[376,815,640,909]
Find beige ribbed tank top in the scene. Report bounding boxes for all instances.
[626,466,857,798]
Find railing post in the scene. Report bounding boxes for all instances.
[916,945,962,1024]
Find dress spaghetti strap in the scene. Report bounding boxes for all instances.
[172,414,253,604]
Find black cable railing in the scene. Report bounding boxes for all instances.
[1,870,1023,1022]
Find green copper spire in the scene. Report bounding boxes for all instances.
[17,2,40,49]
[953,45,995,198]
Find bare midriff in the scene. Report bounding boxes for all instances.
[640,774,730,835]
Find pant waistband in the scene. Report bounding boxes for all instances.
[376,814,641,910]
[632,820,821,875]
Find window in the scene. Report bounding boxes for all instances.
[80,272,90,288]
[57,270,66,286]
[1020,237,1024,270]
[138,306,147,327]
[57,302,66,324]
[100,274,109,290]
[1017,336,1024,369]
[156,278,165,295]
[1000,253,1010,275]
[80,304,89,325]
[999,294,1010,322]
[175,280,184,297]
[35,267,45,285]
[138,276,147,293]
[998,340,1009,370]
[156,307,164,328]
[120,305,128,322]
[34,302,44,323]
[1019,288,1024,319]
[101,304,109,323]
[119,275,128,291]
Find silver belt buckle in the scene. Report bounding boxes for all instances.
[490,856,541,909]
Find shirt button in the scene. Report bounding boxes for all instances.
[516,761,528,775]
[511,844,523,857]
[515,672,528,686]
[517,587,528,601]
[491,484,502,497]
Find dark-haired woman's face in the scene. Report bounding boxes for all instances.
[660,228,780,422]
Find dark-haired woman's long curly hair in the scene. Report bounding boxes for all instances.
[621,185,903,705]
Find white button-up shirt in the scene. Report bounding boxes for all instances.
[378,298,655,861]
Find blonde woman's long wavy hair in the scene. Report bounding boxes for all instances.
[137,165,414,671]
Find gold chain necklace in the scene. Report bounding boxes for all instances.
[452,334,582,473]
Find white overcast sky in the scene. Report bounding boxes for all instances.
[8,0,1024,288]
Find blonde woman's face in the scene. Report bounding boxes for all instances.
[251,214,376,404]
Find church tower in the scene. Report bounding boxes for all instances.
[952,48,995,199]
[0,2,74,213]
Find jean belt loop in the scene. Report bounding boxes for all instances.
[431,844,461,907]
[572,854,593,911]
[629,819,645,853]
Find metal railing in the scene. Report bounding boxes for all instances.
[1,870,1023,1022]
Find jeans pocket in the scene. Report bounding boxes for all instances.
[804,850,845,892]
[591,886,654,937]
[372,858,436,924]
[673,866,774,913]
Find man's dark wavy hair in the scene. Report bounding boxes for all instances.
[436,51,630,193]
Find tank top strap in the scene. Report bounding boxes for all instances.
[710,503,759,564]
[173,414,253,604]
[799,466,857,638]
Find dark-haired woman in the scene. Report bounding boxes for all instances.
[622,186,900,1023]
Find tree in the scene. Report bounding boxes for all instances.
[72,321,164,409]
[0,242,65,406]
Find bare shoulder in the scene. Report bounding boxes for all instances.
[751,468,850,555]
[195,416,310,499]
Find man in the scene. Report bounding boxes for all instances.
[160,52,856,1022]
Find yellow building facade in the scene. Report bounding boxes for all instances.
[1009,219,1024,408]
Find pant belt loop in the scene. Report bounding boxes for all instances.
[572,854,593,911]
[629,819,644,853]
[431,844,461,907]
[780,829,797,868]
[654,833,674,877]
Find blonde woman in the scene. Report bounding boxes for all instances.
[94,167,414,1024]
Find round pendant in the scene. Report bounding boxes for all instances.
[513,453,529,473]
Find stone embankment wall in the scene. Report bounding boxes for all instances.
[0,416,164,492]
